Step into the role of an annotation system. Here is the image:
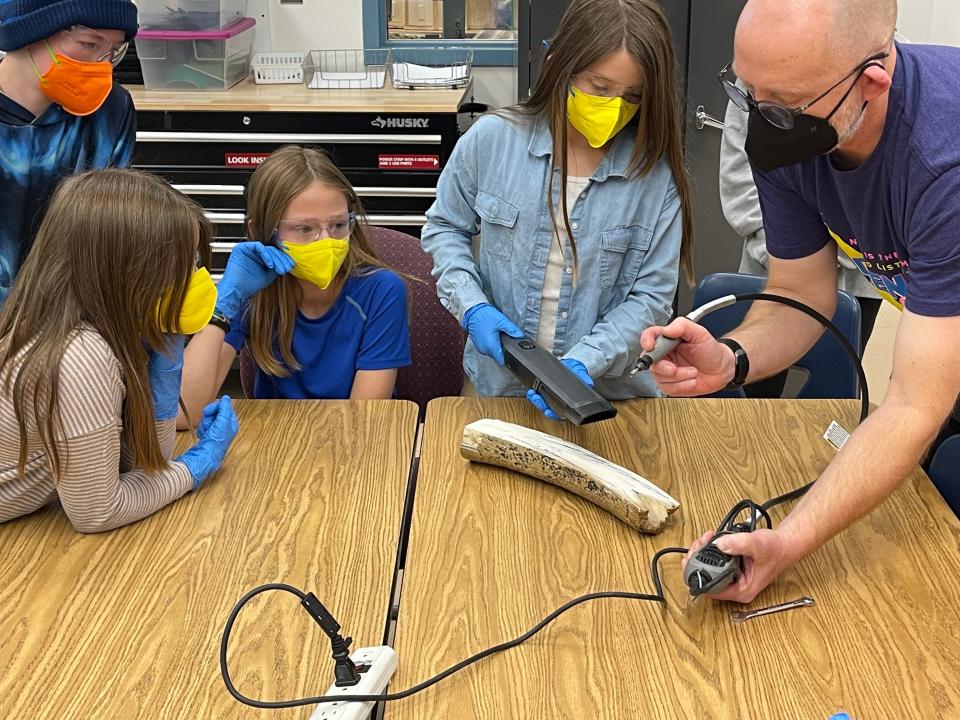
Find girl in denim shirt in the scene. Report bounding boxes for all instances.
[422,0,693,418]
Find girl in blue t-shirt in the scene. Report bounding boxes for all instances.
[179,145,411,420]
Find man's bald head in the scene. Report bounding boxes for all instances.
[830,0,897,55]
[739,0,896,62]
[735,0,896,107]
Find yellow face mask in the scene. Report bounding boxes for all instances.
[282,238,350,290]
[157,267,218,335]
[566,86,640,149]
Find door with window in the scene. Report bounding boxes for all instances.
[389,0,517,39]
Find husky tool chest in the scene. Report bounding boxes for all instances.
[126,79,472,278]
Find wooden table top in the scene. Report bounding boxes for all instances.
[126,78,472,113]
[0,399,418,719]
[390,397,960,720]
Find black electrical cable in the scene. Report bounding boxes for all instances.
[220,292,870,710]
[220,548,689,709]
[726,293,870,517]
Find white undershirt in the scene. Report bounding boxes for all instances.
[537,175,591,353]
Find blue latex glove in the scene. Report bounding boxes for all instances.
[215,242,295,321]
[526,358,594,422]
[462,302,523,367]
[176,396,239,489]
[147,335,185,422]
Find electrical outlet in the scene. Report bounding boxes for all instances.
[309,646,398,720]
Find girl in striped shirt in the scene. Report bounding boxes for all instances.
[0,169,238,532]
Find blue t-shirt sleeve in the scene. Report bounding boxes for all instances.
[356,271,412,371]
[904,165,960,317]
[753,166,832,260]
[223,302,251,352]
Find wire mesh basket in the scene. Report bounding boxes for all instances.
[390,47,473,89]
[302,49,390,89]
[252,52,305,84]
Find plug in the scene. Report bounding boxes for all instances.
[300,592,361,687]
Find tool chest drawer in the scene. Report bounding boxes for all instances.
[132,108,461,277]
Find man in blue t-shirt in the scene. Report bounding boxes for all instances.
[0,0,138,305]
[642,0,960,604]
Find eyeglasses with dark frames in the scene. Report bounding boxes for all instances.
[718,51,889,130]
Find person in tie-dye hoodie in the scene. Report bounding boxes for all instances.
[0,0,138,305]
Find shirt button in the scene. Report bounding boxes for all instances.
[580,191,587,199]
[564,266,572,274]
[571,222,579,230]
[561,311,568,319]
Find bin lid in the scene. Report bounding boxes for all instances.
[137,16,255,41]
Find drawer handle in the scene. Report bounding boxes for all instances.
[355,186,437,198]
[173,184,245,196]
[175,185,437,199]
[205,212,245,224]
[204,213,428,228]
[369,214,428,227]
[137,131,442,145]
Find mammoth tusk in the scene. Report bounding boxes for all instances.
[460,419,679,535]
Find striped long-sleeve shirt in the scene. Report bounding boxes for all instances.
[0,328,193,533]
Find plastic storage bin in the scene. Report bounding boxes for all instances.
[136,17,256,91]
[136,0,246,31]
[252,52,305,84]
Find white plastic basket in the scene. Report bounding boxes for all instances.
[252,52,305,84]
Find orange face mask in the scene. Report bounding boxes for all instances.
[32,41,112,116]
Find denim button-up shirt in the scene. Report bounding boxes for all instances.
[422,112,681,398]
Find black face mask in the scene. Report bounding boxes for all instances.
[744,110,841,173]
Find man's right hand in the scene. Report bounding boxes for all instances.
[639,318,737,397]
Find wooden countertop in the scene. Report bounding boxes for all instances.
[391,397,960,719]
[126,77,472,113]
[0,399,418,719]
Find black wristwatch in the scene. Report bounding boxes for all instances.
[718,337,749,388]
[208,308,231,333]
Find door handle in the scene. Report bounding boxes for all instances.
[695,105,725,131]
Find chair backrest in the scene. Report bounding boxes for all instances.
[692,273,862,399]
[364,225,464,414]
[239,344,255,399]
[928,435,960,516]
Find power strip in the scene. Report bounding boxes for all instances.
[308,646,398,720]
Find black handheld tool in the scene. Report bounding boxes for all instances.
[682,533,743,598]
[501,335,617,426]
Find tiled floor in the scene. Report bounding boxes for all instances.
[862,301,900,403]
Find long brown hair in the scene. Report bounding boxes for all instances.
[512,0,694,283]
[0,169,210,479]
[244,145,396,377]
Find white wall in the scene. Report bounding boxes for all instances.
[898,0,960,46]
[472,66,517,108]
[265,0,364,54]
